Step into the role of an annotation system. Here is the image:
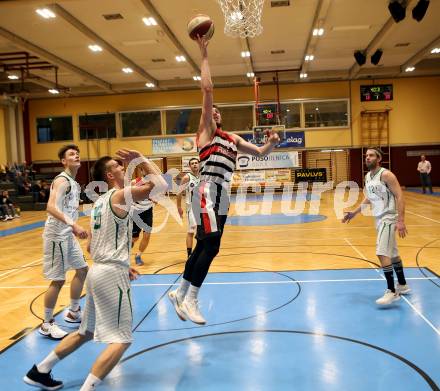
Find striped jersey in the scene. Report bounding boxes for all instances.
[185,172,200,206]
[365,167,397,220]
[44,171,80,238]
[90,189,132,268]
[198,128,238,190]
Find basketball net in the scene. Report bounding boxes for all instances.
[216,0,265,38]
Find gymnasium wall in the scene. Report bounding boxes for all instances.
[26,76,440,187]
[0,107,7,165]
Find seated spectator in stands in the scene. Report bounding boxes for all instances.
[0,163,7,182]
[7,162,17,182]
[27,161,37,180]
[15,172,31,195]
[1,190,19,219]
[0,204,8,221]
[39,180,50,203]
[32,180,42,203]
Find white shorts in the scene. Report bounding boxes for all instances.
[375,219,399,258]
[43,234,87,281]
[79,263,133,344]
[186,206,196,234]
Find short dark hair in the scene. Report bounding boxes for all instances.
[91,156,112,183]
[189,158,199,164]
[58,144,80,160]
[213,104,219,110]
[367,147,383,160]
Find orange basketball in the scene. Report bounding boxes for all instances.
[187,14,215,40]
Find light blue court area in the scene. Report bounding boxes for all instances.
[1,268,440,390]
[226,213,327,226]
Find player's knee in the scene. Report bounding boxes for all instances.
[76,266,88,280]
[51,280,65,288]
[205,241,220,257]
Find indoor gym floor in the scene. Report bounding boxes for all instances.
[0,190,439,390]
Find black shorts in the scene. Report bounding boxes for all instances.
[132,208,153,238]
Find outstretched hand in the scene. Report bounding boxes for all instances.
[196,35,209,57]
[115,149,143,164]
[342,211,356,223]
[265,130,280,145]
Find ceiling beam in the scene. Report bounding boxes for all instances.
[400,34,440,74]
[48,3,158,87]
[349,0,417,79]
[0,26,114,92]
[299,0,332,80]
[139,0,200,75]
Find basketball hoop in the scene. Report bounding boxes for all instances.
[216,0,265,38]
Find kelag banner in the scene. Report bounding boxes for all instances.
[241,131,305,148]
[294,168,327,182]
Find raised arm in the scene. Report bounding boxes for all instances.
[197,36,215,143]
[233,130,280,156]
[111,150,168,218]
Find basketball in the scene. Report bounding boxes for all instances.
[187,14,214,40]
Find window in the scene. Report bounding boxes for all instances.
[304,100,348,128]
[37,116,73,143]
[120,111,161,137]
[79,113,116,139]
[165,108,201,135]
[280,103,301,128]
[218,105,254,131]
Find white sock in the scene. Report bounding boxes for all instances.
[177,278,190,302]
[80,373,102,390]
[37,351,60,373]
[43,307,54,323]
[70,298,80,312]
[186,284,200,301]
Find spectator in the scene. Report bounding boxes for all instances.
[0,163,7,182]
[40,179,50,202]
[7,162,17,182]
[417,154,433,194]
[1,190,19,219]
[15,171,31,195]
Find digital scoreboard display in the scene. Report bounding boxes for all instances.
[360,84,393,101]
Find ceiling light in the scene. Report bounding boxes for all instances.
[405,66,415,72]
[246,72,254,77]
[313,28,324,36]
[412,0,430,22]
[193,76,201,81]
[145,82,155,88]
[48,88,59,94]
[8,75,19,80]
[230,11,244,21]
[430,48,440,54]
[241,51,251,57]
[88,44,103,52]
[388,1,406,23]
[300,73,308,78]
[142,17,157,26]
[175,55,186,62]
[36,8,56,19]
[305,55,314,61]
[122,67,133,73]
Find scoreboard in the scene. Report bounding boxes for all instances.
[360,84,393,101]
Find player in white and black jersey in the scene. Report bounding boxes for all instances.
[176,158,200,257]
[39,144,88,340]
[23,149,167,391]
[342,147,410,306]
[168,36,280,325]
